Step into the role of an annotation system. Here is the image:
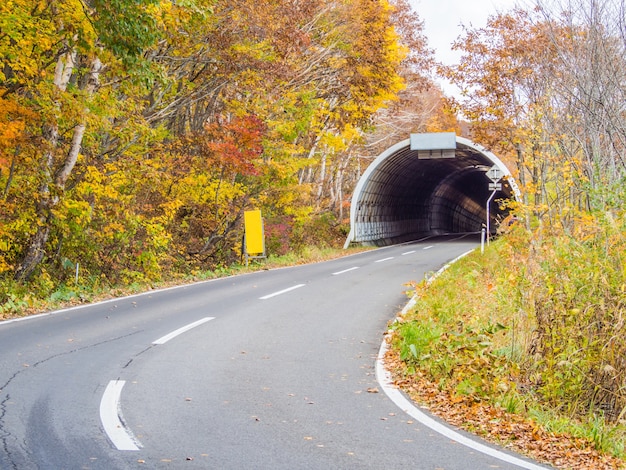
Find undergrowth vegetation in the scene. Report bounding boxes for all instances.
[390,213,626,462]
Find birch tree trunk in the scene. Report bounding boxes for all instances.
[15,55,102,281]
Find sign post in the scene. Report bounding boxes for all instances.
[243,210,266,266]
[485,165,503,247]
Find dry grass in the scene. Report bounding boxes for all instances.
[389,219,626,468]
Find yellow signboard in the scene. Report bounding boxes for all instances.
[244,210,265,256]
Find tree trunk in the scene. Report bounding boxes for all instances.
[14,54,101,282]
[14,215,51,282]
[57,57,102,189]
[2,149,18,199]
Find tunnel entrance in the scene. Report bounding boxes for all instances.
[345,133,520,247]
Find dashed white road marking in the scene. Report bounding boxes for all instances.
[401,250,416,255]
[375,257,394,263]
[422,245,434,250]
[332,267,360,275]
[259,284,306,300]
[152,317,215,345]
[100,380,141,451]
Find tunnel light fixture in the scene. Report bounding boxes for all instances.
[410,132,457,159]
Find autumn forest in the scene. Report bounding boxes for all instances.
[0,0,625,296]
[0,0,445,292]
[3,0,626,463]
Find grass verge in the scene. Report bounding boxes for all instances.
[387,226,626,469]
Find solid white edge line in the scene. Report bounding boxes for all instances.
[376,342,547,470]
[0,278,228,326]
[100,380,141,451]
[259,284,306,300]
[0,241,398,327]
[152,317,215,345]
[332,267,360,275]
[375,257,394,263]
[376,249,549,470]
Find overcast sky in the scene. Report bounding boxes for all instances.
[408,0,523,96]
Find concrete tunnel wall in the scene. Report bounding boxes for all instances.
[344,134,520,247]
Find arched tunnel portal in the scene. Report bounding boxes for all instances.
[345,133,520,247]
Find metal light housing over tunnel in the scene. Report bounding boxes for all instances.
[344,133,521,247]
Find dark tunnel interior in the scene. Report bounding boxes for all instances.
[345,135,519,247]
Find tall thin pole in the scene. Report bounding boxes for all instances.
[486,189,497,245]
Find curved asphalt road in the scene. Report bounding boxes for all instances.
[0,235,548,469]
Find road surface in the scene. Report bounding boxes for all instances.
[0,235,547,469]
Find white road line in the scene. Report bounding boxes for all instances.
[401,250,416,255]
[259,284,305,300]
[376,248,548,470]
[0,277,228,327]
[376,342,547,469]
[152,317,215,345]
[375,257,394,263]
[100,380,141,451]
[332,267,360,275]
[422,245,434,250]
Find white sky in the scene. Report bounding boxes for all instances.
[408,0,523,96]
